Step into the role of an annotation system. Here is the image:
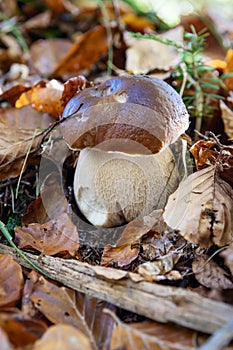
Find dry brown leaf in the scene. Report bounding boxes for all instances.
[220,100,233,140]
[52,25,108,77]
[0,84,31,105]
[189,140,218,170]
[23,177,69,225]
[0,308,47,347]
[15,213,79,256]
[33,324,92,350]
[28,272,114,349]
[164,165,233,247]
[0,254,24,308]
[15,80,64,118]
[45,0,79,15]
[110,316,208,350]
[137,254,181,282]
[61,75,93,109]
[30,38,73,77]
[192,254,233,289]
[0,105,54,181]
[0,328,13,350]
[125,26,183,74]
[101,210,166,267]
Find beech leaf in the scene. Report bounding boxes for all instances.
[192,254,233,289]
[164,165,233,247]
[29,272,114,350]
[0,105,53,181]
[0,254,24,308]
[33,324,92,350]
[110,316,208,350]
[52,25,108,77]
[15,213,79,256]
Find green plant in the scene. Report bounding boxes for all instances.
[0,12,28,52]
[131,26,228,134]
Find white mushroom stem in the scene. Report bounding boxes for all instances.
[73,147,181,228]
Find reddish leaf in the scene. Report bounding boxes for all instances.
[52,26,108,77]
[0,308,47,347]
[0,85,31,105]
[101,210,166,267]
[15,213,79,256]
[61,76,93,109]
[0,254,24,308]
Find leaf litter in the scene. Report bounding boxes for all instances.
[0,0,233,349]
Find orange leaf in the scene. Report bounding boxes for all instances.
[225,49,233,89]
[52,25,108,77]
[15,213,79,256]
[0,309,47,347]
[15,80,64,118]
[0,254,24,308]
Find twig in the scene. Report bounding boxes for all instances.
[198,319,233,350]
[0,243,233,335]
[0,221,50,278]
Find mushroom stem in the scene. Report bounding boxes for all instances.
[74,147,181,227]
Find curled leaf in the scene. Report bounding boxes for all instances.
[164,165,233,247]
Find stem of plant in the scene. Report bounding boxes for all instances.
[0,220,50,278]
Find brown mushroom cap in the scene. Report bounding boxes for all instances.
[61,75,189,154]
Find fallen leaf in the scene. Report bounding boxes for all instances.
[15,213,79,256]
[101,210,166,267]
[0,254,24,307]
[125,26,183,74]
[137,254,181,282]
[44,0,79,15]
[189,140,218,170]
[0,308,47,347]
[192,254,233,289]
[15,80,64,118]
[33,324,92,350]
[30,38,73,77]
[29,272,114,349]
[0,105,54,181]
[0,84,31,105]
[190,139,233,188]
[61,75,93,109]
[22,176,69,225]
[164,165,233,247]
[110,315,207,350]
[51,25,108,77]
[220,100,233,140]
[0,328,13,350]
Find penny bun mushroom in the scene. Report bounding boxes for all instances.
[62,75,189,227]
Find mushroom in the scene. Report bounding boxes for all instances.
[61,75,189,227]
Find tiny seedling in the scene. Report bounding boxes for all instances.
[131,26,228,133]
